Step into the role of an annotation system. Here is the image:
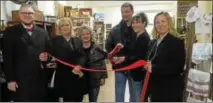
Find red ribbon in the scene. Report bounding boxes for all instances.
[42,44,150,102]
[52,55,149,102]
[140,71,150,102]
[107,44,122,64]
[52,56,147,72]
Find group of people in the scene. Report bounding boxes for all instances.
[2,2,186,102]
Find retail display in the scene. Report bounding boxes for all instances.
[105,24,112,50]
[70,8,93,36]
[93,21,105,49]
[7,21,56,38]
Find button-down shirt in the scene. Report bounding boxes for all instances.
[22,23,33,36]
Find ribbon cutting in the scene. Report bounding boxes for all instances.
[42,44,150,102]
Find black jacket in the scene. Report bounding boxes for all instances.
[2,24,51,101]
[105,20,136,69]
[50,36,87,97]
[84,43,108,88]
[147,33,185,101]
[129,31,150,81]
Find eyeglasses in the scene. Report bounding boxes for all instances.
[20,12,34,15]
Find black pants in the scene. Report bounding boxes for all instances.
[88,86,100,102]
[1,83,11,102]
[62,95,84,102]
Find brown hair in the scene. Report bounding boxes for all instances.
[152,11,180,39]
[121,2,134,12]
[131,12,149,27]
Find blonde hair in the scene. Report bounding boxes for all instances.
[78,25,95,43]
[57,17,73,36]
[152,12,180,39]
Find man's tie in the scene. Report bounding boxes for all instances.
[26,28,33,32]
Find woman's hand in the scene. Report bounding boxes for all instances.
[72,65,84,77]
[78,71,84,78]
[39,52,48,61]
[144,62,152,73]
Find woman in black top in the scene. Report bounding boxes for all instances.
[78,26,108,102]
[128,12,150,102]
[50,18,87,102]
[144,12,185,102]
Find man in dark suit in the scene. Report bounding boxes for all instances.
[3,4,51,102]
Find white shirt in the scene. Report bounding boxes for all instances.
[22,23,33,36]
[157,32,168,46]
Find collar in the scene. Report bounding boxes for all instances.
[158,32,168,41]
[22,23,33,29]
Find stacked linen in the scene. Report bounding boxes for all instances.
[191,43,212,64]
[186,69,210,97]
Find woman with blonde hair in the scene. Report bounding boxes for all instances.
[78,26,108,102]
[144,12,185,102]
[49,17,87,102]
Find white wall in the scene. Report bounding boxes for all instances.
[85,1,174,8]
[91,1,177,35]
[0,1,56,22]
[1,1,21,21]
[37,1,55,16]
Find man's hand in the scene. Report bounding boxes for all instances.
[144,62,152,73]
[39,52,48,61]
[116,43,124,49]
[114,56,126,64]
[8,81,18,92]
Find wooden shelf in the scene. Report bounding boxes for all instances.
[7,21,56,38]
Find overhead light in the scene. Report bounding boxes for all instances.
[58,1,67,5]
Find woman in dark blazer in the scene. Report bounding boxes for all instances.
[78,26,108,102]
[144,12,186,102]
[49,18,87,102]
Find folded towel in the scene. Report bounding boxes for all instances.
[192,43,212,63]
[186,69,210,97]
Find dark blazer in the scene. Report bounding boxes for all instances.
[128,31,150,81]
[147,33,185,102]
[50,36,87,98]
[3,24,51,101]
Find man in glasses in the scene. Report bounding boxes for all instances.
[3,4,51,101]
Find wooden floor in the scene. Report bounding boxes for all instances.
[83,63,130,102]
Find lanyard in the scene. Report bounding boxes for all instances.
[147,41,159,62]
